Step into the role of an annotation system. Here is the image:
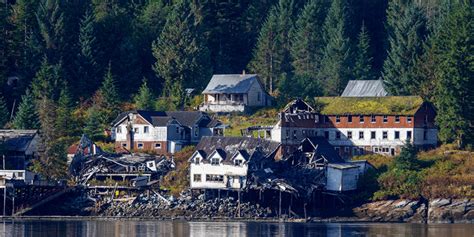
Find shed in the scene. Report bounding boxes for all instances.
[326,163,360,192]
[341,80,388,97]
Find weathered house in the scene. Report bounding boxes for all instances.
[188,136,281,191]
[199,74,272,113]
[271,96,437,158]
[111,111,223,154]
[0,130,40,183]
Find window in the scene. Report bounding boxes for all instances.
[193,174,201,182]
[134,127,139,134]
[348,115,353,123]
[425,115,428,124]
[344,147,349,153]
[359,131,364,140]
[323,116,327,123]
[211,158,220,165]
[371,131,376,139]
[423,130,428,140]
[194,128,199,137]
[176,127,179,134]
[116,126,122,134]
[336,115,340,123]
[374,147,379,153]
[122,143,127,148]
[144,126,149,134]
[234,159,243,166]
[155,143,161,149]
[407,131,412,140]
[359,115,365,123]
[383,115,388,123]
[194,157,200,165]
[335,147,340,154]
[353,147,359,155]
[407,116,412,123]
[137,143,144,149]
[347,131,352,139]
[293,130,297,139]
[359,148,364,155]
[324,131,329,139]
[382,131,388,139]
[286,129,290,139]
[335,131,341,140]
[395,116,400,123]
[371,115,376,123]
[206,174,224,182]
[395,131,400,140]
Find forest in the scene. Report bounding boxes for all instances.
[0,0,472,178]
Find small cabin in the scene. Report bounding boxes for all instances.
[326,163,360,192]
[200,74,271,113]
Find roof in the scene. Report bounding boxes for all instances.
[283,99,314,113]
[341,80,388,97]
[195,136,280,161]
[327,163,359,169]
[202,74,260,94]
[112,110,220,128]
[314,96,424,115]
[303,137,345,163]
[0,130,38,153]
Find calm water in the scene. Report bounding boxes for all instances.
[0,220,473,237]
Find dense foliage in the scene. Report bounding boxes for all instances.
[0,0,471,178]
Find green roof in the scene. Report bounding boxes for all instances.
[314,96,424,115]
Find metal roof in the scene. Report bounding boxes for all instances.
[341,80,388,97]
[0,130,38,152]
[112,110,221,128]
[202,74,259,94]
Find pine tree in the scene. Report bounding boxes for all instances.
[0,96,9,128]
[0,5,9,87]
[249,0,296,94]
[353,23,375,80]
[433,2,473,147]
[76,9,99,98]
[36,0,65,63]
[31,58,64,101]
[12,89,40,129]
[83,105,104,141]
[134,79,155,110]
[56,86,75,137]
[152,0,211,107]
[383,1,427,95]
[290,0,329,79]
[100,63,120,110]
[319,0,352,95]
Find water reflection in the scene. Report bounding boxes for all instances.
[0,220,473,237]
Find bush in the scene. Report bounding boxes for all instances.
[160,146,195,197]
[374,168,423,200]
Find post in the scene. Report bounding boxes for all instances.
[11,195,14,216]
[3,187,6,216]
[278,190,282,219]
[2,155,4,170]
[304,203,307,220]
[238,189,241,218]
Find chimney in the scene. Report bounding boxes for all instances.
[242,70,246,76]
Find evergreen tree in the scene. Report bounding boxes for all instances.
[152,0,211,107]
[383,1,427,95]
[83,105,104,141]
[433,2,473,147]
[134,79,155,110]
[290,0,329,79]
[76,9,99,98]
[249,0,296,94]
[56,86,75,137]
[0,96,9,128]
[31,58,64,101]
[100,63,120,110]
[0,5,9,87]
[12,89,40,129]
[36,0,65,63]
[353,23,375,80]
[319,0,352,95]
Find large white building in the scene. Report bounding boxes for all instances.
[188,136,281,191]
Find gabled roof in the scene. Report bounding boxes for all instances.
[202,74,261,94]
[341,80,388,97]
[231,150,250,161]
[112,110,221,128]
[314,96,425,116]
[194,136,280,162]
[300,137,345,163]
[0,130,38,153]
[188,150,207,162]
[283,99,314,113]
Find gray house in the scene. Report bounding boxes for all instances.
[199,74,272,113]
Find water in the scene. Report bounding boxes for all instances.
[0,220,473,237]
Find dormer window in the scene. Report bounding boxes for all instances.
[234,159,243,166]
[116,126,122,134]
[335,115,340,123]
[211,158,220,165]
[195,157,200,165]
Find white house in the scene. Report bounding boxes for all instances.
[200,73,272,113]
[188,136,281,191]
[111,111,223,154]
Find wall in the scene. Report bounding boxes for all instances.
[246,80,266,106]
[199,103,246,113]
[326,166,359,192]
[190,163,248,190]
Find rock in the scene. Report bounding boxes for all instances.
[430,199,451,208]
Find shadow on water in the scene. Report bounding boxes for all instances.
[0,220,473,237]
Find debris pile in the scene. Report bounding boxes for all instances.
[96,190,274,219]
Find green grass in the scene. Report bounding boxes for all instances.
[217,108,279,137]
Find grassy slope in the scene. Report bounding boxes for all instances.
[217,109,279,137]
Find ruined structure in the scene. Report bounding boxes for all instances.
[111,110,223,154]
